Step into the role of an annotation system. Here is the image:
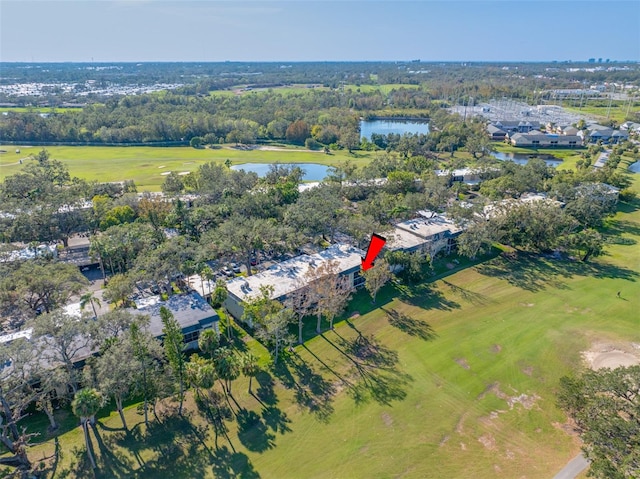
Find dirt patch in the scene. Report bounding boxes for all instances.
[521,366,534,376]
[478,433,496,450]
[508,393,540,410]
[446,263,455,269]
[455,413,467,434]
[381,412,393,427]
[519,303,535,307]
[491,344,502,353]
[349,311,360,319]
[460,442,467,450]
[454,358,470,370]
[552,419,580,436]
[583,341,640,370]
[439,435,450,447]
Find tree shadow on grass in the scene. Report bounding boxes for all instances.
[441,280,495,306]
[90,423,139,479]
[236,409,275,453]
[128,414,214,479]
[381,308,438,342]
[394,281,461,311]
[604,217,640,238]
[476,253,639,293]
[253,371,277,406]
[323,327,413,406]
[261,405,291,435]
[272,355,336,423]
[211,445,261,479]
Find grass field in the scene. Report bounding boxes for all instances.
[563,100,640,125]
[14,167,640,477]
[0,145,376,191]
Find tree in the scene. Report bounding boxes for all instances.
[211,278,228,309]
[161,305,186,415]
[80,291,101,319]
[99,205,137,230]
[1,260,88,315]
[209,215,282,276]
[95,338,138,430]
[103,273,135,308]
[213,347,240,396]
[186,354,216,400]
[558,366,640,479]
[307,260,353,331]
[362,259,392,304]
[240,353,260,394]
[71,388,103,469]
[285,119,310,145]
[566,228,605,262]
[198,328,220,359]
[128,318,165,427]
[0,340,37,474]
[32,309,92,393]
[255,308,295,365]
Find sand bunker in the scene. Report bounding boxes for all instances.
[583,342,640,370]
[178,171,190,175]
[160,171,172,176]
[157,165,166,169]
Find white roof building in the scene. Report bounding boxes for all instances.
[224,243,364,320]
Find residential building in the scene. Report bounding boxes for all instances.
[129,292,219,349]
[509,132,582,148]
[224,244,364,321]
[387,211,462,258]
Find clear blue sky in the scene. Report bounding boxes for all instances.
[1,0,639,62]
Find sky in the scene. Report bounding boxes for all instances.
[1,0,639,63]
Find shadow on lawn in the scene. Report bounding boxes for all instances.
[272,355,336,423]
[322,323,413,406]
[395,281,461,311]
[381,308,438,342]
[476,252,639,293]
[102,412,261,479]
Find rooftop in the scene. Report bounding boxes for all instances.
[129,292,218,338]
[226,244,364,304]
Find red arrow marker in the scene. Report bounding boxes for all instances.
[361,233,387,271]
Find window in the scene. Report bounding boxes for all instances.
[183,330,200,344]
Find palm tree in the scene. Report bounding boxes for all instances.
[199,264,215,299]
[80,291,101,319]
[214,347,240,396]
[71,388,103,469]
[240,353,260,395]
[198,329,219,359]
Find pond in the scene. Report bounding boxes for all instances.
[231,163,330,181]
[492,151,562,167]
[629,161,640,173]
[360,119,430,140]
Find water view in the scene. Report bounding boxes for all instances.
[231,163,330,181]
[360,119,430,140]
[492,151,562,167]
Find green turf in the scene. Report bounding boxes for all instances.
[18,170,640,478]
[0,145,376,191]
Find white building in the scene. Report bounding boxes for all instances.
[224,244,364,321]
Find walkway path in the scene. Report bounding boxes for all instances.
[553,453,589,479]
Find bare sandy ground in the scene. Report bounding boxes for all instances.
[582,341,640,370]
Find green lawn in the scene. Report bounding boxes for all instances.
[0,145,376,191]
[16,171,640,477]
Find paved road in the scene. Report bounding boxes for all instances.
[553,453,589,479]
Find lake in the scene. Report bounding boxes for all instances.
[360,119,429,140]
[492,152,562,167]
[231,163,330,181]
